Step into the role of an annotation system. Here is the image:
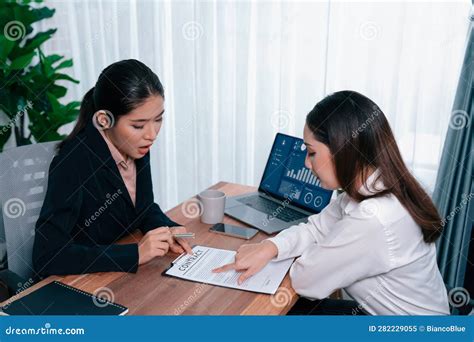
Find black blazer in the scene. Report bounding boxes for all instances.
[33,119,179,277]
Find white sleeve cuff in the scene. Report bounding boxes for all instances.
[265,236,292,261]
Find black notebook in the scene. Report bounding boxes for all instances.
[1,281,128,315]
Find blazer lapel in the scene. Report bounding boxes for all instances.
[133,153,149,213]
[99,167,134,209]
[83,121,135,210]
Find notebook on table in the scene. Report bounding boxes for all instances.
[1,281,128,315]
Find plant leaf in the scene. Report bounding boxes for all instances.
[0,35,16,60]
[14,6,55,28]
[11,29,56,58]
[53,72,79,84]
[47,84,67,98]
[9,51,35,69]
[54,58,73,71]
[43,54,63,66]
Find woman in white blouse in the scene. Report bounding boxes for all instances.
[214,90,450,315]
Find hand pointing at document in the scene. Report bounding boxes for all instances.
[212,241,279,284]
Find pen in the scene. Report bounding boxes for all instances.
[172,233,195,239]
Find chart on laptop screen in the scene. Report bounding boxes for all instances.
[260,133,333,213]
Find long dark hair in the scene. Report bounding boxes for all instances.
[57,59,164,151]
[306,90,442,243]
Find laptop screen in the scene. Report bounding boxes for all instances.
[258,133,333,214]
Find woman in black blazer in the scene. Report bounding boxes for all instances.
[33,59,192,277]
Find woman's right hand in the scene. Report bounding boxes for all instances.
[212,240,279,284]
[138,227,173,265]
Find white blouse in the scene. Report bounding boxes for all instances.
[267,170,450,315]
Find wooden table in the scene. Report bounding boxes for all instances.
[1,182,298,315]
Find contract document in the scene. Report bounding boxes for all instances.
[164,245,294,294]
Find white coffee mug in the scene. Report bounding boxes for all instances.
[197,190,226,224]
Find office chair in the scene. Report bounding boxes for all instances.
[0,141,58,299]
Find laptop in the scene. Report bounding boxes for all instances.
[225,133,333,234]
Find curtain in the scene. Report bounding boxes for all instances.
[32,0,471,210]
[433,15,473,291]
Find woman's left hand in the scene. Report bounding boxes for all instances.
[169,226,194,255]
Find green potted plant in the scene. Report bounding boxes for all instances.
[0,0,80,152]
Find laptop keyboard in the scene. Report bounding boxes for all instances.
[237,196,307,222]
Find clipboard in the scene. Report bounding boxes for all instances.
[161,244,197,277]
[160,245,294,295]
